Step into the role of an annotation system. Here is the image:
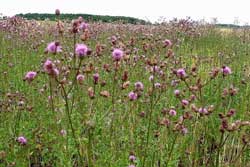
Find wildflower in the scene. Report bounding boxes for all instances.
[174,89,180,97]
[93,73,99,84]
[154,82,161,88]
[134,82,144,91]
[176,68,186,78]
[149,75,154,82]
[75,44,88,58]
[198,107,208,114]
[43,59,53,74]
[17,136,27,145]
[60,129,67,136]
[79,22,88,31]
[129,155,136,162]
[112,48,123,61]
[128,165,135,167]
[43,60,59,76]
[221,66,232,76]
[24,71,37,83]
[45,42,62,54]
[169,109,177,116]
[128,91,138,101]
[181,99,189,106]
[163,39,172,47]
[77,74,85,84]
[181,127,188,135]
[55,9,60,16]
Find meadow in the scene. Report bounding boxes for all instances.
[0,14,250,167]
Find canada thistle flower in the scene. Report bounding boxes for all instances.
[134,81,144,91]
[55,9,60,16]
[77,74,85,84]
[129,155,136,162]
[112,48,123,61]
[93,73,99,84]
[169,109,177,116]
[17,136,27,145]
[176,68,186,78]
[174,89,180,97]
[79,22,88,31]
[24,71,37,83]
[181,99,189,106]
[43,59,59,76]
[75,44,88,58]
[221,66,232,76]
[45,42,62,54]
[163,39,172,47]
[128,91,138,101]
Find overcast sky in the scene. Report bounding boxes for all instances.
[0,0,249,24]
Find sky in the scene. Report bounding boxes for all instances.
[0,0,250,25]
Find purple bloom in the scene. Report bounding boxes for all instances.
[198,107,208,114]
[154,82,161,88]
[181,99,189,106]
[135,81,144,91]
[174,89,180,97]
[25,71,37,83]
[93,73,99,84]
[17,136,27,145]
[43,59,53,74]
[128,91,138,101]
[55,9,60,15]
[77,74,85,84]
[163,39,172,47]
[149,75,154,82]
[79,22,88,30]
[128,165,135,167]
[45,42,62,54]
[75,44,88,57]
[181,127,188,135]
[60,129,67,136]
[176,68,186,78]
[221,66,232,76]
[43,59,59,76]
[112,48,123,61]
[169,109,177,116]
[129,155,136,162]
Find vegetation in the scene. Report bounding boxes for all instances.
[0,15,250,167]
[16,13,148,24]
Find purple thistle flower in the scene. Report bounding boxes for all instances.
[79,22,88,31]
[154,82,161,88]
[221,66,232,76]
[112,48,123,61]
[93,73,99,84]
[163,39,172,47]
[135,81,144,91]
[181,99,189,106]
[169,109,177,116]
[128,91,138,101]
[174,89,180,97]
[128,165,136,167]
[198,107,208,114]
[43,59,59,76]
[45,42,62,54]
[17,136,27,145]
[176,68,186,78]
[77,74,85,84]
[25,71,37,83]
[75,44,88,58]
[129,155,136,162]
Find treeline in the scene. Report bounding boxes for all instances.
[16,13,149,24]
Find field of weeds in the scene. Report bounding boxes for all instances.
[1,15,250,167]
